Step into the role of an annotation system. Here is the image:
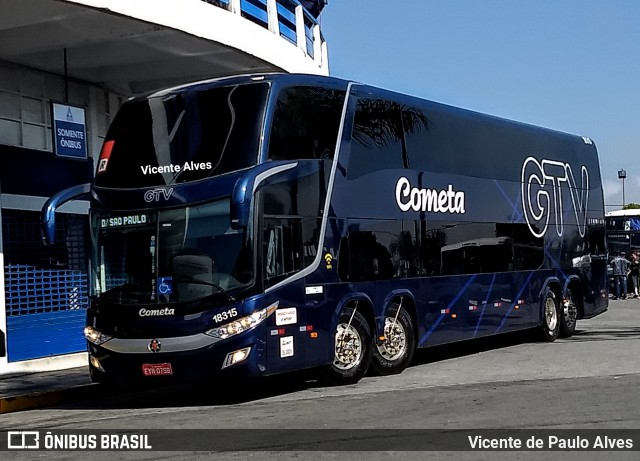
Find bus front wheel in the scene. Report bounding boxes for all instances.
[539,288,560,342]
[370,304,415,376]
[318,306,372,386]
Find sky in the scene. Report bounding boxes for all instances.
[320,0,640,212]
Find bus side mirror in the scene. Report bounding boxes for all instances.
[230,162,297,229]
[41,183,92,246]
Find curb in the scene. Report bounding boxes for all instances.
[0,384,97,414]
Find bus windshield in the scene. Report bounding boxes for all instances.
[91,199,253,305]
[94,82,269,188]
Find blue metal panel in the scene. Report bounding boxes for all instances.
[6,310,87,362]
[5,265,88,362]
[5,266,88,315]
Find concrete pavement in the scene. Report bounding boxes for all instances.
[0,365,94,414]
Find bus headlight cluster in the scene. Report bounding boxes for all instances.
[84,326,113,346]
[205,301,278,340]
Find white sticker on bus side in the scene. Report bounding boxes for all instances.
[276,308,297,326]
[280,336,294,358]
[305,286,323,295]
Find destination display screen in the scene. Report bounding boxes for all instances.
[99,214,150,229]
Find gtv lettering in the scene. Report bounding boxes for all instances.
[144,188,174,202]
[521,157,589,238]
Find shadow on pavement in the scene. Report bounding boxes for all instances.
[56,329,551,411]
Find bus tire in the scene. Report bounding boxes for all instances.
[560,287,578,338]
[370,304,415,376]
[318,306,372,386]
[539,288,560,342]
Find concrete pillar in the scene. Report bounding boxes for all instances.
[312,23,321,63]
[229,0,241,15]
[267,0,280,35]
[295,5,306,54]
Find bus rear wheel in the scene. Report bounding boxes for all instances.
[560,288,578,338]
[370,304,415,375]
[318,306,372,386]
[539,288,560,342]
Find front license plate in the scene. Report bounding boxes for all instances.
[142,363,173,376]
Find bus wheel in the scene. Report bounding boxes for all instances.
[539,288,560,342]
[370,304,415,375]
[318,306,372,386]
[560,288,578,338]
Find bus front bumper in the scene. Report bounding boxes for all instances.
[87,332,266,386]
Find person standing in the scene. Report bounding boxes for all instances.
[611,251,631,300]
[630,251,640,299]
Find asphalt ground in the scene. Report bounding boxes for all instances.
[0,294,636,414]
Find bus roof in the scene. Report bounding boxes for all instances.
[606,209,640,217]
[137,72,594,146]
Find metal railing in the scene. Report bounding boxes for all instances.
[202,0,326,66]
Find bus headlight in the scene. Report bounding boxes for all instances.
[205,301,278,340]
[84,326,113,346]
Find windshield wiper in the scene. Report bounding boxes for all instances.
[172,276,236,303]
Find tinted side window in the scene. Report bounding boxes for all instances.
[259,173,326,287]
[496,223,544,270]
[403,107,452,173]
[337,219,545,279]
[396,221,422,278]
[268,86,345,161]
[191,83,266,176]
[338,220,406,282]
[420,221,544,276]
[347,98,405,180]
[588,227,606,255]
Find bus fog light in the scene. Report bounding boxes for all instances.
[89,355,104,371]
[222,347,251,369]
[84,326,113,346]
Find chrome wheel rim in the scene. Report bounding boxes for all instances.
[376,316,407,361]
[563,296,577,330]
[545,297,558,331]
[333,323,363,371]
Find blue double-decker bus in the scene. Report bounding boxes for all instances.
[43,73,609,386]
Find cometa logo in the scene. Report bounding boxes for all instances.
[138,307,175,317]
[395,177,466,214]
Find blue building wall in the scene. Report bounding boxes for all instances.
[1,147,93,362]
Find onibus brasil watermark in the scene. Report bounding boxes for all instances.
[6,431,151,451]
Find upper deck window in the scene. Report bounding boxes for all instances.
[95,82,269,188]
[347,98,413,180]
[267,86,345,162]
